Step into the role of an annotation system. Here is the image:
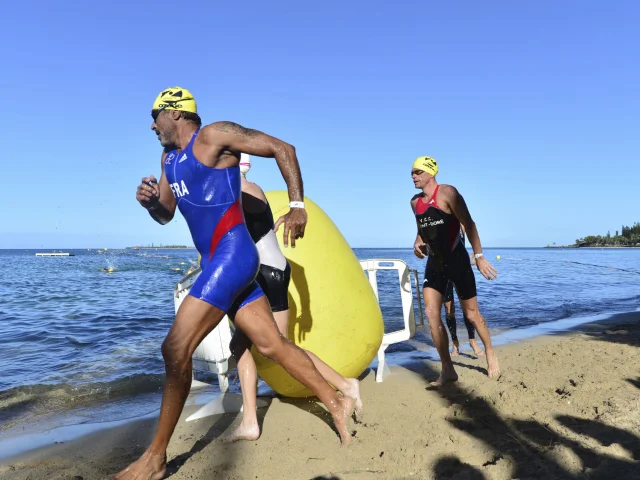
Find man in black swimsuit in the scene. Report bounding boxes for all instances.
[410,156,500,385]
[442,227,484,357]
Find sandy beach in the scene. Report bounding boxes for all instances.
[1,313,638,480]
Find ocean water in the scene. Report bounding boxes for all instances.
[1,247,639,446]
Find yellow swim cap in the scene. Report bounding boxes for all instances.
[412,156,438,176]
[152,86,197,113]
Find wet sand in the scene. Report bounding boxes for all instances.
[1,312,639,479]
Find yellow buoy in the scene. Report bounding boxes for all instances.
[251,192,384,397]
[496,255,501,260]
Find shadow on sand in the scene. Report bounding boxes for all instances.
[404,318,640,479]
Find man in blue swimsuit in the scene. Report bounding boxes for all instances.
[115,87,356,480]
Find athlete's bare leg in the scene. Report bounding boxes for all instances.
[469,338,485,357]
[114,296,355,479]
[224,308,362,443]
[460,297,500,378]
[224,330,261,443]
[272,311,363,421]
[462,314,484,356]
[424,288,458,387]
[223,308,291,443]
[232,297,355,446]
[114,295,228,480]
[303,351,363,422]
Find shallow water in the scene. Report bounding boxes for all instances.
[0,247,638,443]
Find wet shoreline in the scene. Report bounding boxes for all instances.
[2,307,638,463]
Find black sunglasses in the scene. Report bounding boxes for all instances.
[151,104,169,121]
[411,169,425,176]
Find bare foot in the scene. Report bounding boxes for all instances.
[222,419,260,443]
[486,349,500,378]
[113,449,166,480]
[342,378,363,423]
[451,342,460,357]
[429,368,458,387]
[469,339,484,357]
[329,393,356,447]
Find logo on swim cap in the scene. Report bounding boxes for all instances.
[239,153,251,175]
[412,156,438,176]
[152,86,197,113]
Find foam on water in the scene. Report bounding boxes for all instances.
[0,407,160,461]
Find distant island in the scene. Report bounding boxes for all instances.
[546,222,640,248]
[126,244,194,249]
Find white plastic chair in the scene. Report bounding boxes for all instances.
[359,259,417,382]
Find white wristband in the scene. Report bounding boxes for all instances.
[289,201,305,209]
[474,253,484,259]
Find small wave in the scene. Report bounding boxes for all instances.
[0,374,165,429]
[74,314,167,325]
[64,336,93,347]
[37,294,86,302]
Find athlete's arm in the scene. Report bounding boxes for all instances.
[410,198,426,259]
[441,185,497,280]
[136,151,177,225]
[206,122,303,203]
[205,121,306,247]
[439,186,480,253]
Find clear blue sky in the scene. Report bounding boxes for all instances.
[2,1,638,249]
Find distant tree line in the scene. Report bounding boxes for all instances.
[575,222,640,246]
